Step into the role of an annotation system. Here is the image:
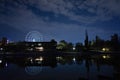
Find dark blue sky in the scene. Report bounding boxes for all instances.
[0,0,120,43]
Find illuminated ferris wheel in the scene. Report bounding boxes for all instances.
[25,31,43,42]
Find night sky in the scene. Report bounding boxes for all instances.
[0,0,120,43]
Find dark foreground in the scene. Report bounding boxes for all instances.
[0,52,120,80]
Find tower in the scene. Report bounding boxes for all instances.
[84,30,89,50]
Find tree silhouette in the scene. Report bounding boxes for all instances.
[75,42,84,52]
[67,42,73,51]
[84,30,89,50]
[111,34,119,51]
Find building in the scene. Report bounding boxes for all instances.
[5,41,57,52]
[22,41,57,52]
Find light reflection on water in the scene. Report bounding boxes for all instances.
[0,53,120,80]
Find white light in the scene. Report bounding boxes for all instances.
[35,57,43,61]
[33,39,35,42]
[102,48,109,52]
[5,63,8,67]
[73,57,76,62]
[56,57,62,60]
[30,59,33,62]
[0,48,3,51]
[35,47,44,51]
[102,55,110,59]
[73,47,76,50]
[0,60,2,63]
[103,55,106,59]
[102,48,106,51]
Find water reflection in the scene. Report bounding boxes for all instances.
[25,66,42,75]
[0,53,120,80]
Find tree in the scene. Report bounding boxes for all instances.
[57,40,68,51]
[84,30,89,50]
[57,40,74,52]
[50,39,57,45]
[75,42,84,52]
[110,34,119,51]
[50,39,57,43]
[67,42,74,51]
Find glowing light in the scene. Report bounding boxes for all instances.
[56,56,63,60]
[5,63,8,67]
[33,39,35,42]
[35,57,43,62]
[25,31,43,42]
[0,48,3,51]
[35,47,44,51]
[102,48,106,51]
[0,60,2,63]
[102,55,110,59]
[102,48,109,52]
[30,59,32,62]
[7,40,9,44]
[30,59,33,63]
[73,57,76,62]
[103,55,107,59]
[73,47,76,50]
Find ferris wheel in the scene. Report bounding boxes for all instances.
[25,31,43,42]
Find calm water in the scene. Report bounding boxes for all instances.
[0,52,120,80]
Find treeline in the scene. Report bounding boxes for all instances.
[56,40,83,52]
[55,33,120,52]
[0,33,120,52]
[89,33,120,52]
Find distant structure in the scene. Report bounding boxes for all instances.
[21,41,57,52]
[84,30,89,50]
[4,31,57,52]
[25,31,43,42]
[1,37,7,46]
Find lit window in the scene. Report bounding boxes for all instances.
[102,55,110,59]
[102,48,109,52]
[35,57,43,62]
[35,47,44,51]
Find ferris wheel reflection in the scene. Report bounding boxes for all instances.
[25,56,57,75]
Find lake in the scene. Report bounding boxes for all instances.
[0,52,120,80]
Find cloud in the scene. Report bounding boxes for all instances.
[1,0,120,24]
[25,0,120,23]
[0,2,87,42]
[0,0,120,42]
